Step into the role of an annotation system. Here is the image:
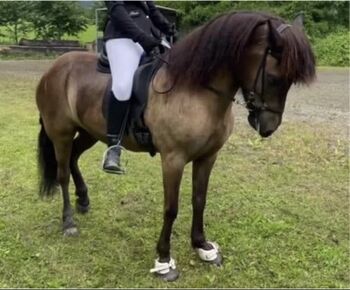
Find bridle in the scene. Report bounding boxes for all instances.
[241,22,292,115]
[160,19,292,115]
[206,22,291,114]
[242,46,278,113]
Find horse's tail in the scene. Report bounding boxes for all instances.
[37,117,58,197]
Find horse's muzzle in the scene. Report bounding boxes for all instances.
[248,111,280,138]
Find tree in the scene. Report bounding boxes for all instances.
[89,1,107,31]
[160,0,349,40]
[31,1,88,40]
[0,1,33,44]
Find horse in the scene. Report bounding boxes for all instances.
[36,11,315,281]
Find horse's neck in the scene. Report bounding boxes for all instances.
[152,66,237,115]
[207,69,238,107]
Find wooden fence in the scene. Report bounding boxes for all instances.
[9,39,88,54]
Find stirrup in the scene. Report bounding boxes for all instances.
[101,145,127,174]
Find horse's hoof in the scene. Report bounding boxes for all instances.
[76,201,90,214]
[63,226,79,237]
[210,251,223,267]
[196,241,223,266]
[150,257,179,282]
[155,268,179,282]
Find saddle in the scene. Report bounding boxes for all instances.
[97,45,162,157]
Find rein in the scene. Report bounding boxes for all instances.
[242,22,292,115]
[242,46,283,114]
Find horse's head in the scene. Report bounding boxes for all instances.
[237,15,315,137]
[165,12,315,136]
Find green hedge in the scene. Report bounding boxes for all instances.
[313,30,350,66]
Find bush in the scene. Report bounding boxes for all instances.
[313,30,350,66]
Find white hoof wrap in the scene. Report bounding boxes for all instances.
[196,241,219,262]
[150,258,176,275]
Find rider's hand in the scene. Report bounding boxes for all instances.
[165,23,177,37]
[141,36,161,55]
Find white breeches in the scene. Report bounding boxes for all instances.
[105,38,144,101]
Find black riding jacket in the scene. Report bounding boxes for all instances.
[104,1,171,47]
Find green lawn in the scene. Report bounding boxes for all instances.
[0,24,97,45]
[72,24,97,44]
[0,62,348,288]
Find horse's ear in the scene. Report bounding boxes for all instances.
[268,20,283,52]
[292,12,304,29]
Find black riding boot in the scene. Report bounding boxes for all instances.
[102,92,130,174]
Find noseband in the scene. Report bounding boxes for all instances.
[243,22,291,115]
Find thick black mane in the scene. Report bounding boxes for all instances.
[166,11,315,89]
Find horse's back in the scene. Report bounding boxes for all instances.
[53,51,98,66]
[37,51,98,95]
[36,51,109,138]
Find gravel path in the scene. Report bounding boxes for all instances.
[233,68,348,138]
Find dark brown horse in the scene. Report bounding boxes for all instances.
[36,12,315,281]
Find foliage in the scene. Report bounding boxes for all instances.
[30,2,88,40]
[91,1,108,32]
[272,1,349,39]
[0,1,88,42]
[157,1,349,39]
[0,2,32,44]
[313,30,350,67]
[157,0,349,66]
[0,24,97,47]
[0,1,348,66]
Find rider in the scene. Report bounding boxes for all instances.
[102,1,175,174]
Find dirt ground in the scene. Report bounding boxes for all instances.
[0,60,348,138]
[234,67,349,138]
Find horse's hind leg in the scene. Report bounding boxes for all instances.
[191,154,222,266]
[70,129,97,214]
[53,132,78,236]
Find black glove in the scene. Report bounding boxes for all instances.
[140,36,161,55]
[164,23,176,37]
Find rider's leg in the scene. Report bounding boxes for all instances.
[102,38,144,174]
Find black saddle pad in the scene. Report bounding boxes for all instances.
[97,45,110,74]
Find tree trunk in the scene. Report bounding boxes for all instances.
[14,23,18,44]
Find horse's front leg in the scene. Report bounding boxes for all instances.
[191,153,223,266]
[151,153,185,282]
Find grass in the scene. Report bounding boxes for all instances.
[0,62,349,288]
[73,24,97,44]
[0,24,97,45]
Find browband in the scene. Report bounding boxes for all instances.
[276,23,292,34]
